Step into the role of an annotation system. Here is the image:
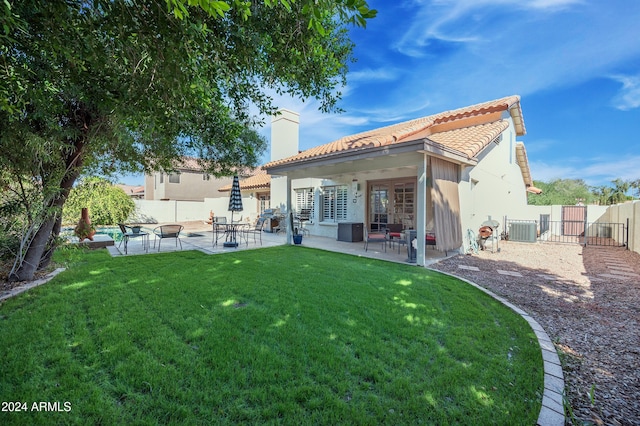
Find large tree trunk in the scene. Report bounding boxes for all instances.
[8,165,81,282]
[38,214,63,271]
[9,103,90,282]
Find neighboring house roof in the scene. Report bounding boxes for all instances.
[116,184,145,196]
[264,95,525,169]
[218,168,270,192]
[171,156,254,178]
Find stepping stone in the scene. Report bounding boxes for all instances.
[607,265,635,272]
[536,274,557,281]
[605,269,640,277]
[497,270,523,277]
[458,265,480,271]
[597,273,631,281]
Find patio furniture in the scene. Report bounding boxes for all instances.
[385,223,403,250]
[364,228,387,252]
[212,217,228,246]
[220,222,243,248]
[153,224,184,251]
[118,223,149,255]
[242,217,265,245]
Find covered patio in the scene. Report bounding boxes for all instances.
[102,223,450,266]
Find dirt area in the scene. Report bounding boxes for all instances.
[430,241,640,426]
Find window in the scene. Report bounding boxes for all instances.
[168,173,180,184]
[159,173,164,184]
[321,185,347,222]
[295,188,314,220]
[203,173,210,181]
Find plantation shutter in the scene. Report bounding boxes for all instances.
[321,185,348,222]
[336,186,348,221]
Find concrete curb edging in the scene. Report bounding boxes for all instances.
[430,269,565,426]
[0,268,66,303]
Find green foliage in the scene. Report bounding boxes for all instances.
[591,179,634,205]
[528,179,594,205]
[1,0,373,279]
[0,247,542,424]
[63,178,135,226]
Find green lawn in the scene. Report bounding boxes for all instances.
[0,246,542,425]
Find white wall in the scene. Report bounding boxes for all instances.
[271,110,300,162]
[459,116,530,236]
[130,197,260,224]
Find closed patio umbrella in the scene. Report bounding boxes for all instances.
[224,175,243,247]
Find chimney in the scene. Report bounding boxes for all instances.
[270,109,299,162]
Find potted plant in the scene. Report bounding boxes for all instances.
[74,207,96,242]
[293,227,303,245]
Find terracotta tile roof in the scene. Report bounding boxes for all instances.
[264,95,524,168]
[515,142,542,194]
[218,168,270,192]
[421,120,510,158]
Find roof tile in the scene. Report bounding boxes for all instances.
[265,95,523,168]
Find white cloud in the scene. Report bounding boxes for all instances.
[610,74,640,110]
[531,155,640,186]
[348,68,399,83]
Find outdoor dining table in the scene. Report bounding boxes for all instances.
[220,223,243,248]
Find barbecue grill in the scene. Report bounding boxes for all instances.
[479,219,500,253]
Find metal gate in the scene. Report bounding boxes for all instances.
[562,206,586,236]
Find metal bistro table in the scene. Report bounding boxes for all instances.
[222,223,243,248]
[122,230,149,255]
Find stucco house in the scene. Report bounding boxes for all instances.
[264,95,540,266]
[144,157,263,202]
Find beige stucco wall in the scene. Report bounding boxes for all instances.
[458,115,530,239]
[130,196,260,224]
[144,171,234,201]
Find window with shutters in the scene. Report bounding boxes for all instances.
[295,188,314,219]
[320,185,347,222]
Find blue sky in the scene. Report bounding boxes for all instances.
[120,0,640,187]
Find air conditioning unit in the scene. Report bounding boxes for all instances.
[509,222,537,243]
[596,225,612,238]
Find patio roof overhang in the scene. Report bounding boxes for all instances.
[264,139,476,180]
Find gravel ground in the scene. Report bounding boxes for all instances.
[430,241,640,426]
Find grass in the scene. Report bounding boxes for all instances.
[0,246,543,425]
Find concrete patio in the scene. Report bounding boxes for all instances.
[103,224,450,266]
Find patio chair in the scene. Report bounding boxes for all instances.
[212,217,228,246]
[153,224,184,251]
[242,217,265,245]
[364,228,387,252]
[117,223,149,255]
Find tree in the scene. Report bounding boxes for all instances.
[1,0,376,281]
[592,179,634,205]
[527,179,594,206]
[63,178,135,226]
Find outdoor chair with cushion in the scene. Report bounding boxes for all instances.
[117,223,149,255]
[153,224,184,251]
[364,228,387,252]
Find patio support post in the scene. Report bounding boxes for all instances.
[285,176,293,244]
[416,153,428,266]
